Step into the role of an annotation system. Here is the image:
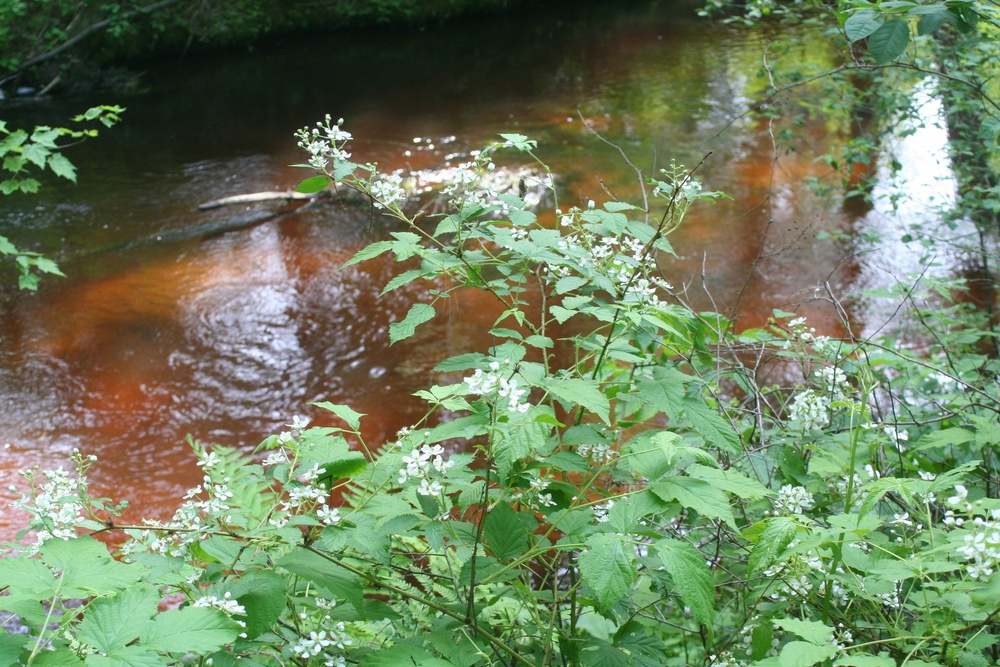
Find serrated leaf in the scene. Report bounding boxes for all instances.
[483,502,529,561]
[636,368,739,452]
[774,618,834,645]
[359,642,435,667]
[833,657,897,667]
[317,452,368,483]
[32,649,85,666]
[139,607,240,654]
[277,548,364,612]
[578,533,636,613]
[77,586,160,654]
[607,491,664,534]
[21,143,49,169]
[555,276,589,294]
[747,517,798,576]
[686,463,769,499]
[545,377,610,425]
[550,305,579,324]
[844,9,884,42]
[40,536,144,596]
[295,175,331,193]
[650,477,736,528]
[342,240,393,267]
[654,538,715,625]
[47,153,76,182]
[779,641,839,667]
[389,303,435,344]
[381,268,428,295]
[229,570,286,639]
[86,645,166,667]
[332,159,358,181]
[867,19,910,63]
[0,631,27,667]
[313,402,365,430]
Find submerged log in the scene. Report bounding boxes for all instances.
[197,189,339,210]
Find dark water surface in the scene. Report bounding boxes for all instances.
[0,2,951,537]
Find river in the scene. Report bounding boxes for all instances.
[0,1,958,539]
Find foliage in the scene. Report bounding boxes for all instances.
[3,119,1000,667]
[0,0,517,91]
[0,105,122,290]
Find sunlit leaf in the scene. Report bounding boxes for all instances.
[295,175,331,193]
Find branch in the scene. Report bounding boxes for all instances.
[12,0,188,75]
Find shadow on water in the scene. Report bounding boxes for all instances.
[0,2,965,536]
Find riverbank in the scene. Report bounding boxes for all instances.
[0,0,578,96]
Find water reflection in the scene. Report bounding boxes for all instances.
[0,3,963,538]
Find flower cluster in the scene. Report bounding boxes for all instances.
[367,172,407,209]
[397,443,455,496]
[464,359,531,414]
[947,485,1000,579]
[295,115,353,171]
[288,597,352,665]
[9,453,93,551]
[772,484,814,515]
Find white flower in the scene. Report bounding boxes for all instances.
[317,505,341,525]
[948,485,969,507]
[774,485,814,515]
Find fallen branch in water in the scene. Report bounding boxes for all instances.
[197,189,339,210]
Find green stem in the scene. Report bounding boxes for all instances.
[301,544,538,667]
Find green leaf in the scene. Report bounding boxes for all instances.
[32,649,85,666]
[333,159,359,181]
[313,402,365,430]
[844,9,884,42]
[359,641,435,667]
[22,143,50,169]
[0,631,27,667]
[229,570,287,639]
[555,276,589,294]
[833,657,897,667]
[0,557,59,596]
[342,240,394,267]
[483,502,529,561]
[381,268,428,295]
[654,538,715,625]
[579,533,635,614]
[747,517,798,576]
[40,536,144,596]
[636,368,740,452]
[295,175,331,193]
[778,641,839,667]
[774,618,834,645]
[650,477,736,528]
[389,303,435,344]
[86,646,166,667]
[867,19,910,63]
[686,464,769,499]
[607,491,665,534]
[77,586,160,654]
[545,377,610,425]
[277,548,364,612]
[47,153,76,182]
[139,607,240,654]
[499,133,536,150]
[317,452,367,483]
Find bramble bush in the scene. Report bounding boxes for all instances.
[2,118,1000,667]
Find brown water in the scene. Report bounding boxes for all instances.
[0,2,954,538]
